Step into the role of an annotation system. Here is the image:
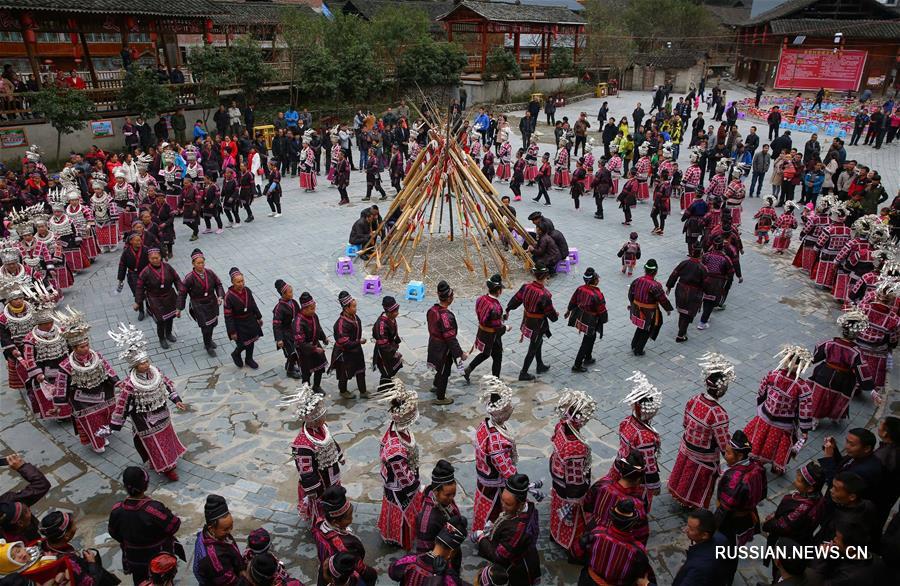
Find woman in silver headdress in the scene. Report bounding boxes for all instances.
[377,379,422,550]
[108,323,188,481]
[53,307,119,454]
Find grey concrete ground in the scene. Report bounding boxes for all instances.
[1,82,897,585]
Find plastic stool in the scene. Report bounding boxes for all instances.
[362,275,382,295]
[345,244,360,258]
[336,257,354,276]
[567,247,579,265]
[556,259,572,273]
[405,280,425,301]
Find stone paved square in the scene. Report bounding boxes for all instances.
[1,83,896,586]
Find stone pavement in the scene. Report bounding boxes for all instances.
[0,83,895,585]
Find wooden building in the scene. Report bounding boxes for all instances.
[734,0,900,95]
[436,0,586,77]
[0,0,315,89]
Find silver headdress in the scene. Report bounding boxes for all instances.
[829,200,850,222]
[0,238,20,265]
[54,306,91,347]
[698,352,736,396]
[585,138,595,154]
[480,375,514,420]
[875,275,900,300]
[688,146,702,163]
[24,145,42,163]
[609,142,619,154]
[763,195,775,207]
[731,164,747,179]
[280,384,327,423]
[0,277,25,301]
[380,378,419,430]
[302,129,315,145]
[108,322,149,368]
[23,203,49,227]
[91,170,108,191]
[837,305,868,339]
[851,214,879,238]
[621,371,661,421]
[7,209,33,237]
[22,281,57,323]
[715,157,731,174]
[556,389,597,426]
[815,194,834,214]
[136,153,153,172]
[774,344,813,379]
[869,243,900,274]
[661,141,673,159]
[637,143,649,157]
[784,200,797,213]
[870,224,891,247]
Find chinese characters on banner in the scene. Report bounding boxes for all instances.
[774,48,867,92]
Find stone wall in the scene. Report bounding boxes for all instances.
[462,76,580,105]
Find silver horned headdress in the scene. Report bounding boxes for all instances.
[380,378,419,430]
[480,375,514,420]
[837,305,868,339]
[774,344,813,379]
[54,305,91,347]
[621,371,661,422]
[699,352,736,396]
[108,322,149,368]
[556,389,596,426]
[281,384,327,423]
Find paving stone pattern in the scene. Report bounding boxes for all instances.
[1,83,897,585]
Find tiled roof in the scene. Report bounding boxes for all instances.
[768,18,900,39]
[704,4,751,26]
[0,0,225,17]
[344,0,454,21]
[212,0,316,25]
[745,0,900,26]
[437,0,586,25]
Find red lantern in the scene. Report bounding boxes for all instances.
[204,18,213,44]
[149,21,157,44]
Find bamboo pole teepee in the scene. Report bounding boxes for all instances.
[363,100,535,281]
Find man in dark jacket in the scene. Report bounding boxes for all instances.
[0,454,50,507]
[770,131,792,159]
[153,116,169,143]
[820,428,883,505]
[349,208,373,257]
[851,110,870,146]
[767,106,782,141]
[527,97,540,132]
[213,105,230,138]
[632,103,645,132]
[671,509,728,586]
[601,117,618,158]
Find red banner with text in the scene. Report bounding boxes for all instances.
[774,48,867,92]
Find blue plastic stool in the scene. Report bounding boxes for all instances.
[556,259,572,274]
[405,280,425,301]
[567,247,579,265]
[336,257,354,276]
[362,275,382,295]
[345,244,360,258]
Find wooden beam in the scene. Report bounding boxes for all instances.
[78,27,99,89]
[514,31,520,65]
[480,21,488,72]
